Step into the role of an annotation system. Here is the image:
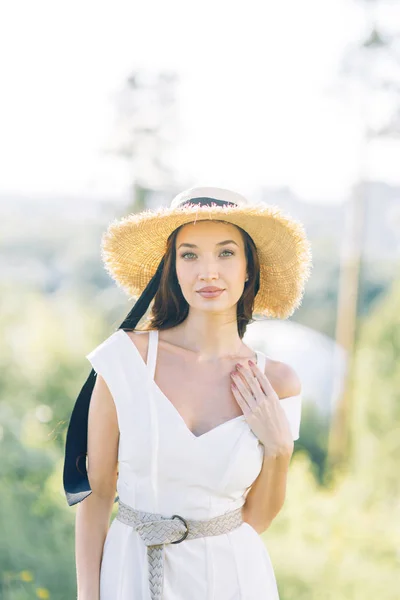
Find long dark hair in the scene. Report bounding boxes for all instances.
[63,219,260,506]
[146,222,260,338]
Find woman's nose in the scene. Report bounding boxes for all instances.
[199,272,219,281]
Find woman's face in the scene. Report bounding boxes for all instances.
[175,220,248,312]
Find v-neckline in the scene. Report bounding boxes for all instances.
[118,328,260,441]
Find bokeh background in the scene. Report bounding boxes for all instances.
[1,1,399,598]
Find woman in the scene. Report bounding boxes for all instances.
[63,186,312,599]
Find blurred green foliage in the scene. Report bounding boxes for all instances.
[266,274,400,599]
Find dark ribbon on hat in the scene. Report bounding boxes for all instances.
[62,197,237,507]
[178,197,237,208]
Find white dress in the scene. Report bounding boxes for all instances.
[86,328,302,600]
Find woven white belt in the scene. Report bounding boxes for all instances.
[116,499,244,600]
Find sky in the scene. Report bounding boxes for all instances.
[0,0,399,205]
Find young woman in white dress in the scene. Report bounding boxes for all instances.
[63,186,312,599]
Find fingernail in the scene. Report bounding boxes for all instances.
[248,359,255,366]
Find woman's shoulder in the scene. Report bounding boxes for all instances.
[274,360,302,398]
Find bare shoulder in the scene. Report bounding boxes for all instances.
[263,357,302,399]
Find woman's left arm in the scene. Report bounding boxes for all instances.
[231,361,302,534]
[242,450,292,534]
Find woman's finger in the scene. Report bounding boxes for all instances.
[231,370,258,411]
[231,382,252,417]
[248,360,277,398]
[235,365,264,406]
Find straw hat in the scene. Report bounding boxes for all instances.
[100,186,313,319]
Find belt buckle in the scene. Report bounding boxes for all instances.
[171,514,189,544]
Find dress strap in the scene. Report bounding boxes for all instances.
[255,349,266,372]
[146,329,158,379]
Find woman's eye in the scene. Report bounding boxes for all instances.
[180,250,234,259]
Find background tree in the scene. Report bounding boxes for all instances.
[103,69,182,211]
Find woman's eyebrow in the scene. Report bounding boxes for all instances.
[177,239,239,249]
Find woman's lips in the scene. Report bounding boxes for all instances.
[197,289,225,298]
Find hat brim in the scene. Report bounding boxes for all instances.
[101,202,313,319]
